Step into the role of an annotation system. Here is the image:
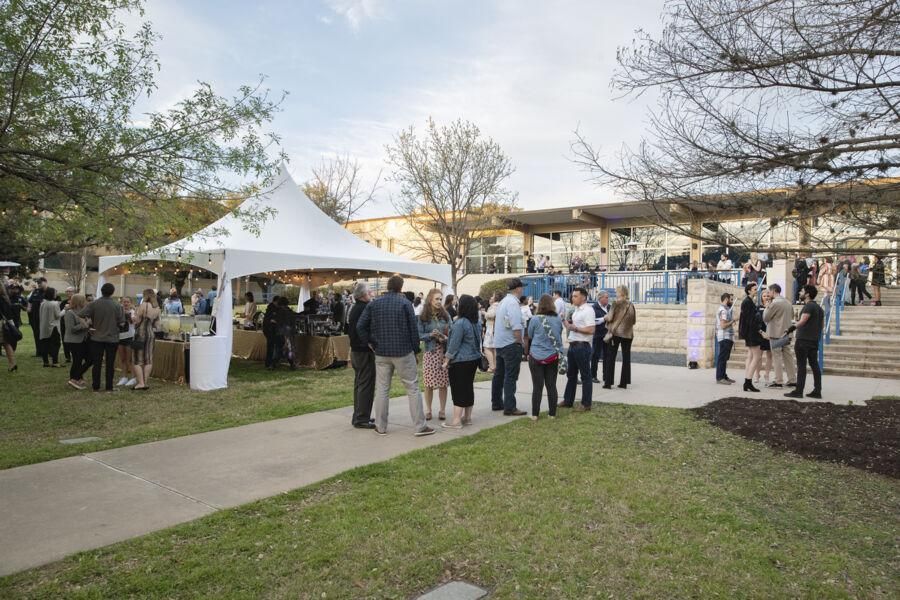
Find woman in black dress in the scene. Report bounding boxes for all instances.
[754,288,773,386]
[738,282,761,392]
[871,255,886,306]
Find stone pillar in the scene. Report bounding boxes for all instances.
[689,221,702,265]
[599,226,610,270]
[770,258,792,300]
[685,277,743,368]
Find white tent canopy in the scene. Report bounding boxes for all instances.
[97,164,451,390]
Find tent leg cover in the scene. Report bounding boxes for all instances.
[190,336,230,391]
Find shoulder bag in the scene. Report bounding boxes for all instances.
[467,319,490,372]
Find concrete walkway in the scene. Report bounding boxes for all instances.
[2,363,898,576]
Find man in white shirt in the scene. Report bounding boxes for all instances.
[716,253,733,271]
[561,287,596,411]
[552,290,566,320]
[490,278,527,416]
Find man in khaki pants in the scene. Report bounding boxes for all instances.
[763,283,796,388]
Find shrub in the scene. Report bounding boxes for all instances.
[479,278,509,300]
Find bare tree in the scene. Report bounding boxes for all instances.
[302,155,381,224]
[386,118,517,289]
[573,0,900,256]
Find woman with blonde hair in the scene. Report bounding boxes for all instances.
[418,288,450,420]
[63,294,92,389]
[116,296,136,387]
[482,291,503,372]
[131,289,161,390]
[754,288,773,385]
[602,285,637,389]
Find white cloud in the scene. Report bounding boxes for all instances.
[324,0,381,30]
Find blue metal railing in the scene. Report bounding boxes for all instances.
[820,276,846,369]
[521,269,744,304]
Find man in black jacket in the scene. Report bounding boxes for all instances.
[590,290,611,383]
[262,295,281,369]
[26,277,47,356]
[348,283,376,429]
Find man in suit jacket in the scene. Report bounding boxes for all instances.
[763,283,797,388]
[590,290,611,383]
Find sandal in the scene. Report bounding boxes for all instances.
[425,412,432,421]
[438,412,446,421]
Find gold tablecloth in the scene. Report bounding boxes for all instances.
[153,339,187,383]
[293,335,350,370]
[231,329,267,361]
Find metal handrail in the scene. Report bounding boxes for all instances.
[520,268,744,305]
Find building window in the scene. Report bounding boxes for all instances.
[465,234,524,274]
[532,230,602,269]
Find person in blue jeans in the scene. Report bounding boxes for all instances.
[715,292,736,384]
[561,287,596,411]
[490,278,527,416]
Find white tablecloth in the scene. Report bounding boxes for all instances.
[190,335,230,391]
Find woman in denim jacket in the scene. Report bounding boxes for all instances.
[417,289,450,420]
[442,295,482,429]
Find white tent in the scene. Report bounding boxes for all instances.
[98,164,451,390]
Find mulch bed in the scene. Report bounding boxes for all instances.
[693,398,900,478]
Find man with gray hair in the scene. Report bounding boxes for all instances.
[590,290,611,383]
[348,282,376,429]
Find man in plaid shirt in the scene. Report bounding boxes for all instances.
[357,275,435,437]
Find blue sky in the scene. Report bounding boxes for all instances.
[138,0,665,217]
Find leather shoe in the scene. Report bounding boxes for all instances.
[591,377,600,383]
[353,423,376,429]
[807,391,822,399]
[783,391,803,399]
[556,402,574,408]
[503,409,527,416]
[574,405,591,412]
[602,385,612,389]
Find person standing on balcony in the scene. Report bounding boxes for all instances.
[784,285,824,400]
[871,255,886,306]
[818,257,836,315]
[715,293,735,385]
[560,287,595,411]
[739,283,762,392]
[490,278,527,416]
[590,290,611,384]
[792,254,810,304]
[716,253,733,271]
[763,283,796,389]
[526,252,536,273]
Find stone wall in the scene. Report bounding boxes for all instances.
[631,304,687,355]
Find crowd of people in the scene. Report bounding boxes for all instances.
[343,275,639,436]
[717,280,826,400]
[0,277,162,391]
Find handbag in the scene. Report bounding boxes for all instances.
[539,316,567,375]
[469,320,490,372]
[1,317,23,343]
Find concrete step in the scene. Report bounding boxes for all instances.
[728,356,900,371]
[823,367,900,379]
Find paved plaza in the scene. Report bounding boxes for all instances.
[2,363,898,576]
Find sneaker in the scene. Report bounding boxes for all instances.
[373,428,388,436]
[716,379,733,385]
[117,377,128,386]
[529,416,538,421]
[414,426,436,437]
[591,377,601,383]
[786,382,797,387]
[574,405,591,412]
[806,391,822,399]
[67,380,85,390]
[766,382,783,388]
[724,377,736,383]
[441,422,463,429]
[125,378,137,387]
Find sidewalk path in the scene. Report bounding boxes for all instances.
[2,363,897,576]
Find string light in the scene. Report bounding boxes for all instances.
[32,208,38,215]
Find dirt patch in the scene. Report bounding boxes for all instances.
[693,398,900,478]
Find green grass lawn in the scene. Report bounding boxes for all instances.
[2,404,897,599]
[1,334,489,469]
